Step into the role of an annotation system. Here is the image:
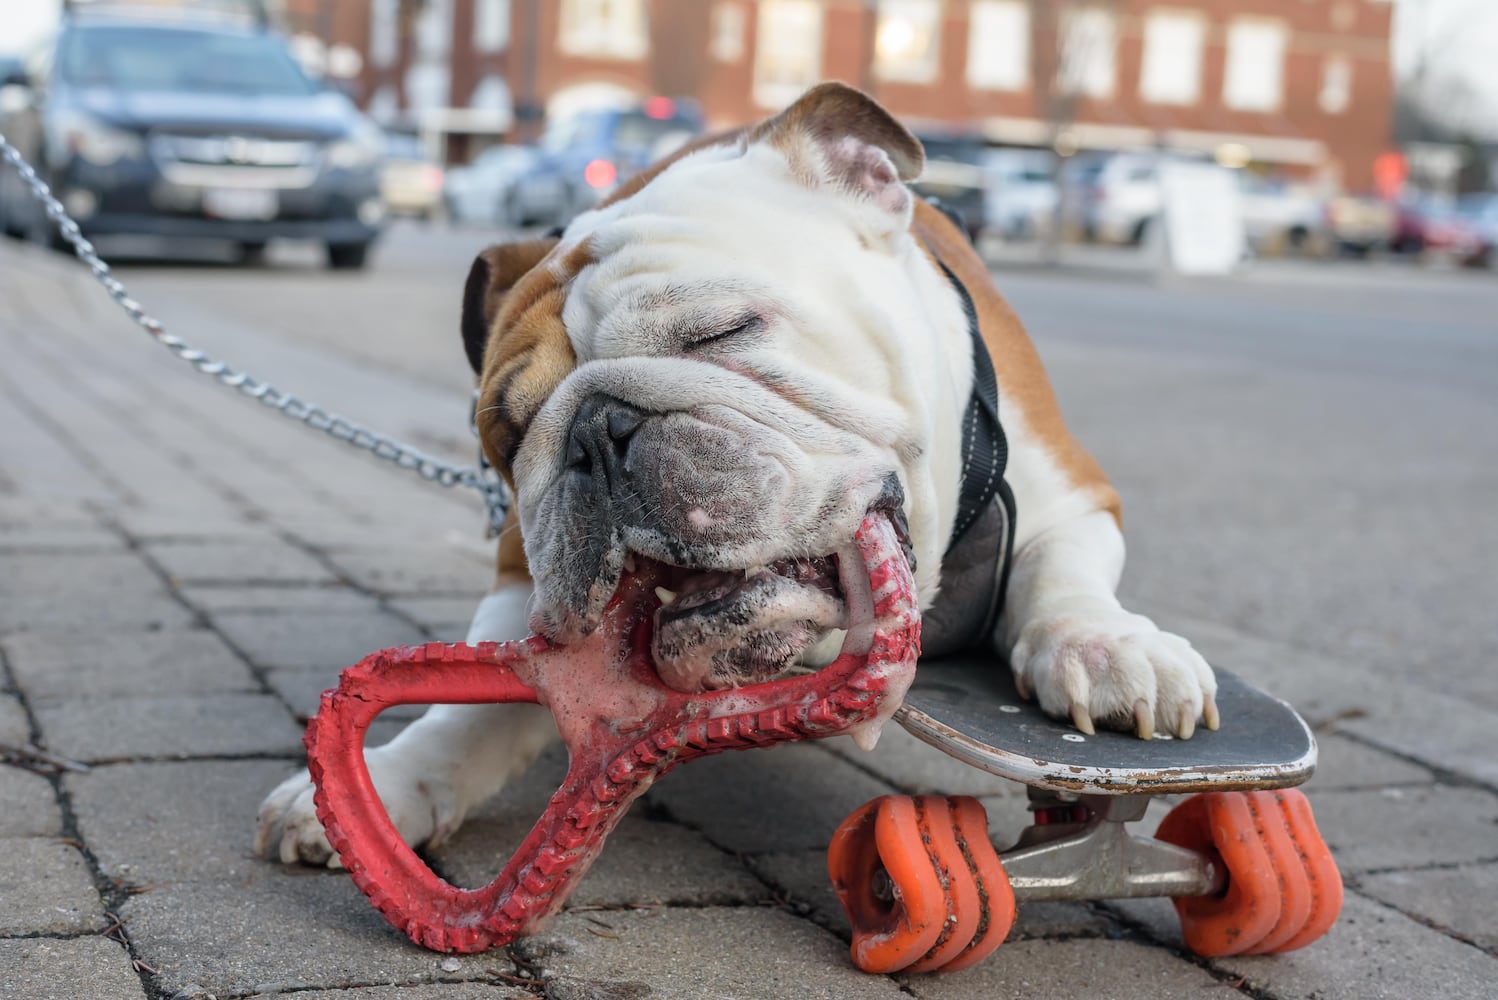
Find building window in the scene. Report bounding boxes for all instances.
[967,1,1029,92]
[1223,19,1286,112]
[1320,55,1351,114]
[875,0,941,84]
[414,0,453,58]
[558,0,648,60]
[475,0,510,53]
[1058,5,1116,99]
[712,2,746,63]
[753,0,824,108]
[370,0,398,68]
[1139,9,1203,105]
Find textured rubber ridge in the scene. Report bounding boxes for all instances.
[306,513,920,953]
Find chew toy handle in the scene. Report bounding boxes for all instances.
[304,640,559,952]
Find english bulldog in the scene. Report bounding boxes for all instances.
[255,84,1217,866]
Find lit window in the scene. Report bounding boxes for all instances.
[1320,55,1351,114]
[712,2,746,63]
[475,0,510,54]
[1139,10,1204,105]
[967,1,1029,92]
[1223,19,1286,112]
[1059,6,1116,99]
[875,0,941,84]
[753,0,824,108]
[559,0,648,60]
[370,0,398,68]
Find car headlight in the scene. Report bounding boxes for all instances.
[326,121,383,170]
[53,113,144,166]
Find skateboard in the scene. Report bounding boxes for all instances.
[827,654,1343,974]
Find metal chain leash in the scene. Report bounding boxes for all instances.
[0,132,511,535]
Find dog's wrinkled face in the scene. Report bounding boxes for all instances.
[465,85,970,691]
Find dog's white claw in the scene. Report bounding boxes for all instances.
[1177,706,1196,740]
[1204,696,1220,732]
[1014,671,1033,701]
[1070,702,1096,736]
[1133,699,1154,741]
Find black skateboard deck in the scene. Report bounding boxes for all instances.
[897,655,1316,795]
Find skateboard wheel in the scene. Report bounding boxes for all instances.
[1157,789,1342,957]
[828,795,1014,974]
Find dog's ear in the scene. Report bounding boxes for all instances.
[745,82,924,215]
[461,237,560,374]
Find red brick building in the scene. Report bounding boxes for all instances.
[281,0,1395,190]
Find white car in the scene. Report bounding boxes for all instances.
[1238,174,1322,255]
[981,149,1057,241]
[444,144,559,227]
[1062,152,1167,246]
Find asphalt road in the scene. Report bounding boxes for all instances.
[107,223,1498,711]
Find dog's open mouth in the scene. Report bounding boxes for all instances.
[587,505,910,694]
[640,553,848,691]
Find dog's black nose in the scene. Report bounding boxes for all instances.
[566,395,647,483]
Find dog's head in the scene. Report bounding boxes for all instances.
[463,84,968,691]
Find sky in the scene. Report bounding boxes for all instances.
[3,0,1497,131]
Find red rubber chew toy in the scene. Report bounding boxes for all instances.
[305,512,920,953]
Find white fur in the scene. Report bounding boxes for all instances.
[998,406,1217,737]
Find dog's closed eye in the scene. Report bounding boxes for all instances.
[686,314,764,349]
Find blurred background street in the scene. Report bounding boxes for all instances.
[3,1,1498,998]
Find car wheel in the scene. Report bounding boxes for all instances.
[326,241,372,271]
[1131,218,1151,247]
[238,241,268,266]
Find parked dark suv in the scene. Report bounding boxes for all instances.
[0,6,384,268]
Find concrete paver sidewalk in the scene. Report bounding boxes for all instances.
[2,241,1495,999]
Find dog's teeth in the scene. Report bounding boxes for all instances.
[623,554,637,574]
[655,587,677,605]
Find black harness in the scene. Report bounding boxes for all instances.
[920,217,1018,656]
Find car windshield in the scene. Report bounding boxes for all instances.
[917,136,984,163]
[611,112,697,155]
[59,25,318,96]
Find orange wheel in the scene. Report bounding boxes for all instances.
[828,795,1015,974]
[1156,791,1284,956]
[936,795,1015,972]
[828,796,946,973]
[1260,789,1343,954]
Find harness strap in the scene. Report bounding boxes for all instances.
[934,257,1009,557]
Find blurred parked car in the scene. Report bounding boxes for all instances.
[908,127,987,241]
[444,143,564,228]
[380,131,443,221]
[980,148,1056,241]
[1322,194,1395,257]
[1457,194,1498,266]
[1415,198,1489,266]
[526,97,703,225]
[0,4,384,269]
[1238,174,1322,256]
[1061,152,1168,246]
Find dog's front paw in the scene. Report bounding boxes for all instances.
[1010,597,1218,740]
[253,747,463,867]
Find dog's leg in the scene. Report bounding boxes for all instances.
[997,423,1217,740]
[254,586,558,866]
